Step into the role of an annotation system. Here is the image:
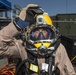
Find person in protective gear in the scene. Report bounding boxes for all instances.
[0,4,76,75]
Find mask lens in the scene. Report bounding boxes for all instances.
[30,27,53,41]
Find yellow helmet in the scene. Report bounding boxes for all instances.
[24,13,60,57]
[36,13,53,26]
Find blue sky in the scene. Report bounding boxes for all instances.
[8,0,76,16]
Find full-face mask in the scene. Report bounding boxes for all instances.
[24,13,60,57]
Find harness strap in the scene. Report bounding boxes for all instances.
[37,58,45,70]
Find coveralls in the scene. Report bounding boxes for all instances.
[0,22,76,75]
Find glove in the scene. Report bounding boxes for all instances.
[14,4,43,31]
[25,5,44,22]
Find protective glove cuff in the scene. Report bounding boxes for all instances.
[13,17,29,31]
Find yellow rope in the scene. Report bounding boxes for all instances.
[71,56,76,61]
